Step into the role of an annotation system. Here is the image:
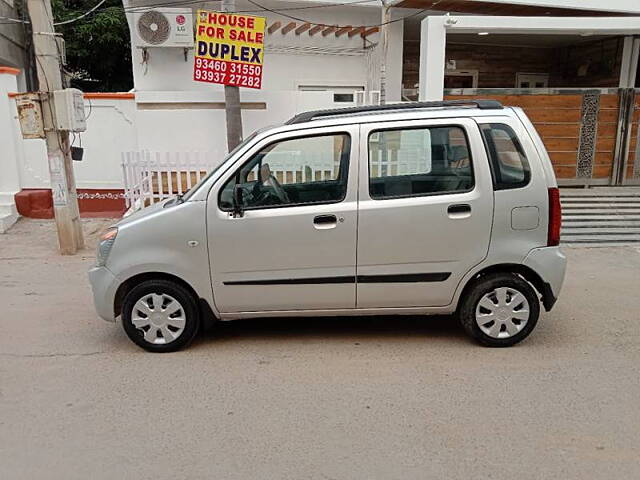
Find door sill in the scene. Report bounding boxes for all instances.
[219,305,455,320]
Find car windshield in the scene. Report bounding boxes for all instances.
[180,129,265,202]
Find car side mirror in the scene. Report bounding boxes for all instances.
[232,185,244,218]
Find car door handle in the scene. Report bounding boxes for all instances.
[447,204,472,218]
[313,214,338,229]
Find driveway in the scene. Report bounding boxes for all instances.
[1,219,639,479]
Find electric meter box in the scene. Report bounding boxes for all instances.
[53,88,86,132]
[15,93,45,139]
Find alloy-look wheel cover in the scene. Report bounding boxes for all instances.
[131,293,186,345]
[475,287,530,339]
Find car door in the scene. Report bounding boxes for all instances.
[356,117,494,308]
[207,125,359,313]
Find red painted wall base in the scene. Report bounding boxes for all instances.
[15,189,126,219]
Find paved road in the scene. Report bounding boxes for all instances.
[1,219,639,479]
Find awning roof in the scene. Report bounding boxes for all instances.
[394,0,632,16]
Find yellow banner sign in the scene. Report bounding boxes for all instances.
[193,10,266,89]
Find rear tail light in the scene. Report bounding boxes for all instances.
[547,187,561,246]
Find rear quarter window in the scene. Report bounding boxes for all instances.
[480,123,531,190]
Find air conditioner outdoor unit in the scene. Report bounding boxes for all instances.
[133,8,194,48]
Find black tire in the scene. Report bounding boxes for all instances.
[121,279,200,352]
[458,272,540,347]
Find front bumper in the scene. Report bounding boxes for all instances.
[523,246,567,310]
[88,266,120,322]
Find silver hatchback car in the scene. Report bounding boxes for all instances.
[89,100,566,352]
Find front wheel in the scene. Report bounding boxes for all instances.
[458,273,540,347]
[121,279,200,352]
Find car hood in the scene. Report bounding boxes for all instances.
[116,199,173,228]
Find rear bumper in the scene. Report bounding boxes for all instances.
[88,266,119,322]
[523,246,567,311]
[540,281,558,312]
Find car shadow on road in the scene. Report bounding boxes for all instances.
[193,314,469,347]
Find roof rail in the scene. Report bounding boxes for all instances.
[285,99,504,125]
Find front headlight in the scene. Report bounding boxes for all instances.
[96,227,118,267]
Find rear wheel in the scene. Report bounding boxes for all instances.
[459,273,540,347]
[121,279,200,352]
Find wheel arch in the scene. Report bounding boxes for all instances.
[456,263,555,313]
[114,272,218,330]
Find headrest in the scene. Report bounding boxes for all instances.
[259,163,271,183]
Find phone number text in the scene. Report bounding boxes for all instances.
[193,58,262,89]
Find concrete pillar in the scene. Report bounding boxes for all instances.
[0,67,23,231]
[418,16,447,101]
[385,16,404,102]
[619,36,640,88]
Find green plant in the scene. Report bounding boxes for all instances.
[52,0,132,91]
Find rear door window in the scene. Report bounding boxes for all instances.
[368,126,474,199]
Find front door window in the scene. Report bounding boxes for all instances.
[219,133,351,210]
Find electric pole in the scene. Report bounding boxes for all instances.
[27,0,84,254]
[222,0,243,150]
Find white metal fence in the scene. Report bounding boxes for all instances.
[370,149,431,178]
[121,150,341,211]
[121,151,218,210]
[253,151,339,183]
[121,148,434,212]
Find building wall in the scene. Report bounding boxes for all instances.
[551,37,624,87]
[4,94,139,191]
[445,43,555,89]
[0,0,29,90]
[0,68,22,197]
[3,89,364,189]
[123,0,403,153]
[125,1,402,95]
[403,37,624,89]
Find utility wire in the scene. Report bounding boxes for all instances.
[0,0,107,25]
[55,0,108,25]
[0,16,25,23]
[123,0,379,13]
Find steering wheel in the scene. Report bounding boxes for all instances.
[259,163,290,204]
[264,173,290,204]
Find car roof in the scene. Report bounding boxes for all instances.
[269,101,517,136]
[286,100,503,125]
